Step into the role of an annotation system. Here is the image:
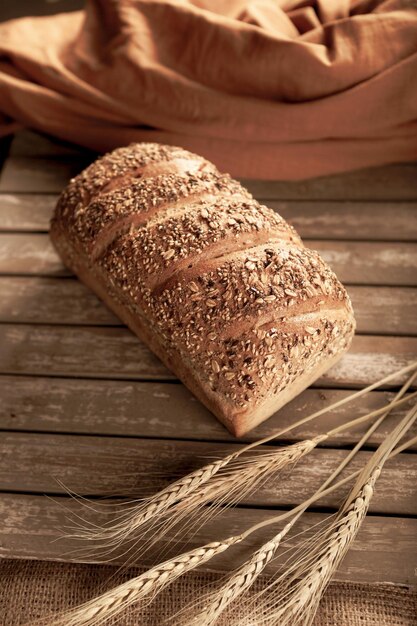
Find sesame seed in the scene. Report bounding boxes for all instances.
[305,326,316,335]
[284,288,297,297]
[211,359,220,373]
[225,371,236,380]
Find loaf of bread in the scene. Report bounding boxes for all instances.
[50,144,355,436]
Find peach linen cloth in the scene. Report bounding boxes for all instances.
[0,0,416,179]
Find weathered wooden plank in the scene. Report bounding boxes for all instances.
[349,286,417,336]
[0,323,164,379]
[0,194,56,232]
[0,234,69,277]
[1,494,415,585]
[1,193,416,243]
[0,324,415,386]
[1,233,416,286]
[273,200,417,242]
[0,432,415,515]
[1,375,416,448]
[1,277,415,336]
[0,277,119,326]
[1,155,417,201]
[312,240,417,286]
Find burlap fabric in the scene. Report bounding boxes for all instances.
[1,559,416,625]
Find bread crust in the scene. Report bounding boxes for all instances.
[50,142,355,436]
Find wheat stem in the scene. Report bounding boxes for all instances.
[318,371,416,492]
[240,407,416,539]
[392,433,417,454]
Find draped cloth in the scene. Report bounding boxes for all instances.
[0,0,416,179]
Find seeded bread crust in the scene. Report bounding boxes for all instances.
[50,142,355,436]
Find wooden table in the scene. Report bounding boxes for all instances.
[0,131,416,588]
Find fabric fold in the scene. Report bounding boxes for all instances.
[0,0,416,179]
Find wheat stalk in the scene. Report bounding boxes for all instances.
[63,388,416,567]
[238,402,417,626]
[47,534,243,626]
[254,470,379,626]
[61,360,417,556]
[64,436,326,566]
[45,424,417,626]
[178,373,417,626]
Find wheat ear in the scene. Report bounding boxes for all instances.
[47,535,243,626]
[65,389,415,567]
[64,436,325,566]
[46,427,417,626]
[179,519,295,626]
[242,402,417,626]
[65,453,236,543]
[255,470,379,626]
[178,373,416,625]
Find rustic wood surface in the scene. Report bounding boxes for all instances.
[0,130,416,587]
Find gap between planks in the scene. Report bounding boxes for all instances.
[1,493,415,585]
